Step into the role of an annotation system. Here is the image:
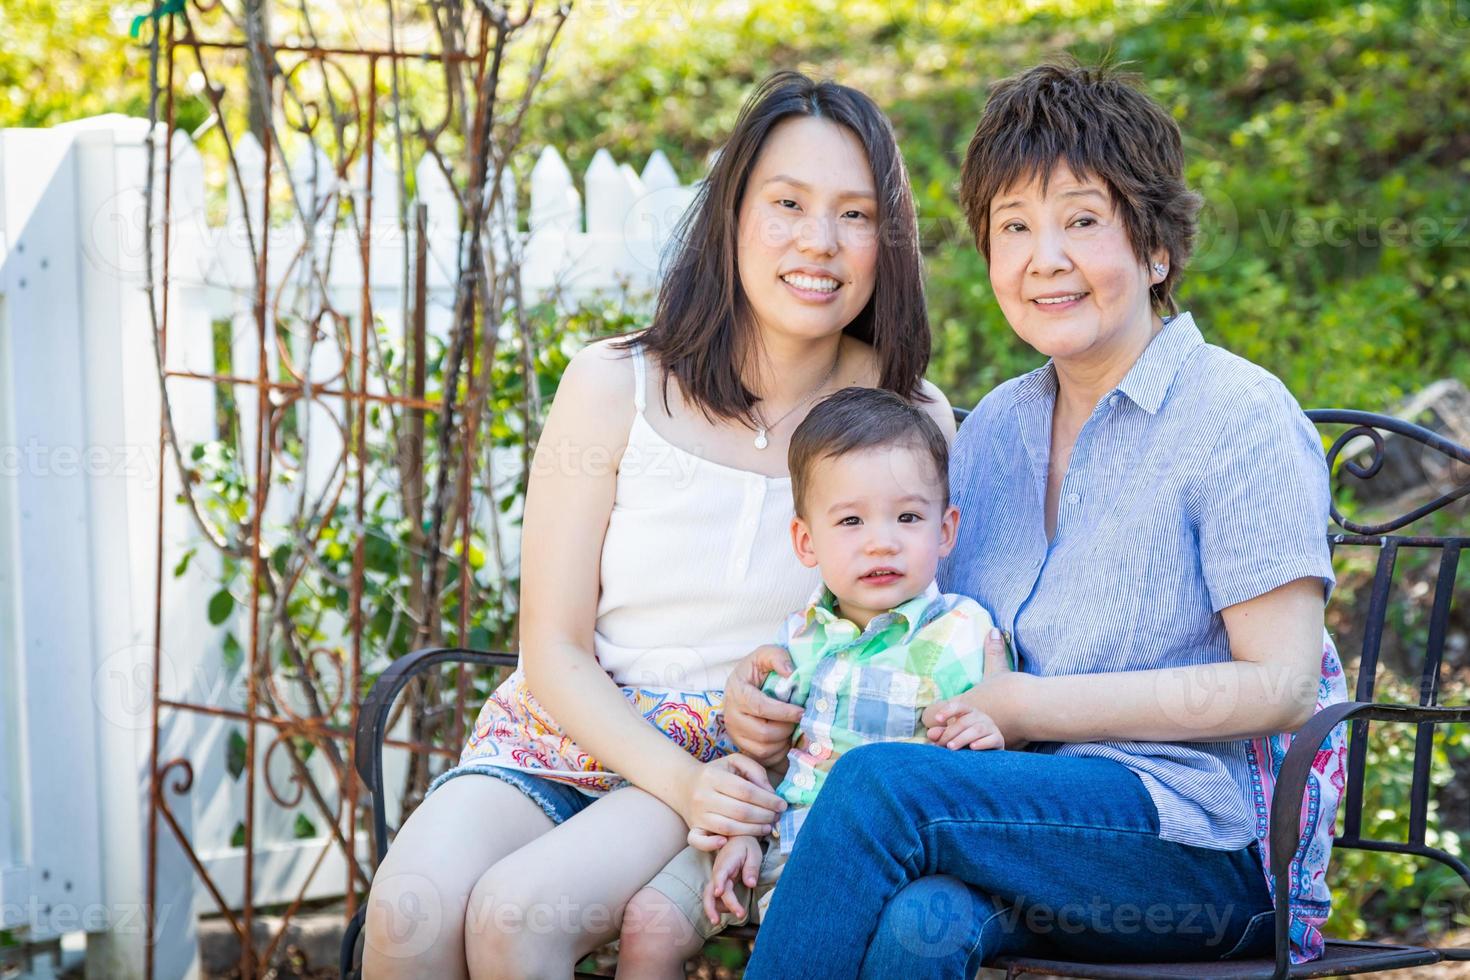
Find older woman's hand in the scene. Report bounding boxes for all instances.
[722,644,804,767]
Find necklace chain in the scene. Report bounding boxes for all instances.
[751,349,841,450]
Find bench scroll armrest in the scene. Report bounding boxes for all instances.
[1268,700,1470,979]
[356,647,519,866]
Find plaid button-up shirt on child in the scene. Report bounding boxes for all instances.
[763,581,1001,853]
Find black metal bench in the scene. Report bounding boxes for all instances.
[340,408,1470,979]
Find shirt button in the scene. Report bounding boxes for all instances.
[808,742,830,759]
[794,771,815,788]
[1108,394,1120,407]
[1066,491,1081,505]
[815,698,831,713]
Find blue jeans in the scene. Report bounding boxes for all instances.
[745,743,1275,980]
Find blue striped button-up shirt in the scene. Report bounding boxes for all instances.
[939,312,1335,848]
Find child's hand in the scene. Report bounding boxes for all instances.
[922,698,1005,751]
[702,836,762,925]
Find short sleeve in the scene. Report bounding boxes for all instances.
[1192,377,1335,612]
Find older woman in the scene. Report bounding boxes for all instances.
[724,63,1342,978]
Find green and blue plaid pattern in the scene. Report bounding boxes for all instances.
[763,581,999,852]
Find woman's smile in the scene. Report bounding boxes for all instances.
[780,269,844,303]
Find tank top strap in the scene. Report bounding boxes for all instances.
[629,344,648,413]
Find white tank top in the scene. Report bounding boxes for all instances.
[592,344,820,691]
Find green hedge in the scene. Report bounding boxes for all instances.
[533,0,1470,412]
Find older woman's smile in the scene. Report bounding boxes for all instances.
[1031,290,1089,309]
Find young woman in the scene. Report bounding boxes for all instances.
[361,70,953,979]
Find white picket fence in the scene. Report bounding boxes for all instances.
[0,113,698,978]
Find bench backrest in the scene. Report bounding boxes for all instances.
[1306,410,1469,889]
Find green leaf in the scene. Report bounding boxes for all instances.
[221,632,243,673]
[271,543,291,577]
[364,534,398,575]
[292,813,317,839]
[226,729,247,781]
[172,547,195,579]
[207,589,234,625]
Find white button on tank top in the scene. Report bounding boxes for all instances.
[592,344,820,692]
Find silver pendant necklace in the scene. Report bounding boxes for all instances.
[751,348,842,450]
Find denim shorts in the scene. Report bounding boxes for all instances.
[426,763,596,825]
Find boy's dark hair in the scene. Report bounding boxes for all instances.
[615,70,932,426]
[957,60,1202,316]
[788,387,949,518]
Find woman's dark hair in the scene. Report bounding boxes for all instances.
[788,386,949,519]
[957,61,1202,316]
[615,70,931,426]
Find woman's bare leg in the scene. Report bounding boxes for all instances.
[362,775,554,980]
[464,786,689,980]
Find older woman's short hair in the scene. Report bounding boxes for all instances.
[958,61,1202,316]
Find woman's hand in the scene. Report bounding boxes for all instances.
[722,645,804,767]
[677,753,787,850]
[980,626,1015,679]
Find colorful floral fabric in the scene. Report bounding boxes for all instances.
[1244,632,1349,964]
[454,666,735,794]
